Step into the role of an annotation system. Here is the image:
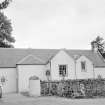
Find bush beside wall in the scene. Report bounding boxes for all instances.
[40,79,105,98]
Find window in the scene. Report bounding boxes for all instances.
[81,61,86,71]
[59,65,67,76]
[97,74,102,79]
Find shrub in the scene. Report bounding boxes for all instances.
[40,79,105,98]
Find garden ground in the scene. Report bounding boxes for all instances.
[0,93,105,105]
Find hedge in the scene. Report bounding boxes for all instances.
[40,79,105,98]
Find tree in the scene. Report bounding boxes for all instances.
[91,36,105,58]
[0,0,15,48]
[0,0,12,10]
[0,12,15,47]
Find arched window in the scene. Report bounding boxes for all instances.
[97,74,102,79]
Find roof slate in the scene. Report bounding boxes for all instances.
[17,54,46,65]
[66,50,105,67]
[0,48,59,67]
[0,48,104,67]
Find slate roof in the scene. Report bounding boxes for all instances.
[66,50,105,67]
[17,55,46,65]
[0,48,104,67]
[0,48,59,67]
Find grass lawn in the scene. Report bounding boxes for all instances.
[0,94,105,105]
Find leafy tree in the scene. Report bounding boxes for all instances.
[0,0,12,10]
[91,36,105,58]
[0,0,15,48]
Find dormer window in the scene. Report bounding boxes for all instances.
[81,61,86,72]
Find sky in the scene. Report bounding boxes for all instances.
[3,0,105,49]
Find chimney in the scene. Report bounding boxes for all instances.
[91,41,98,53]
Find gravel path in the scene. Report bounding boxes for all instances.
[0,94,105,105]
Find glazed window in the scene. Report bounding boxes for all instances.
[81,61,86,72]
[59,65,67,76]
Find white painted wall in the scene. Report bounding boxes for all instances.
[51,50,76,80]
[17,65,45,92]
[94,68,105,78]
[45,63,50,71]
[76,56,94,79]
[45,63,51,80]
[0,68,16,93]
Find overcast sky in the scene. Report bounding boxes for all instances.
[4,0,105,49]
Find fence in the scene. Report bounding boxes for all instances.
[40,79,105,98]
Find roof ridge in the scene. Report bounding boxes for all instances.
[66,49,91,51]
[0,48,59,49]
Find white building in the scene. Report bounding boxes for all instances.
[0,47,105,93]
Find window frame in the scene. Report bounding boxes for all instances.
[58,64,68,77]
[81,61,87,72]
